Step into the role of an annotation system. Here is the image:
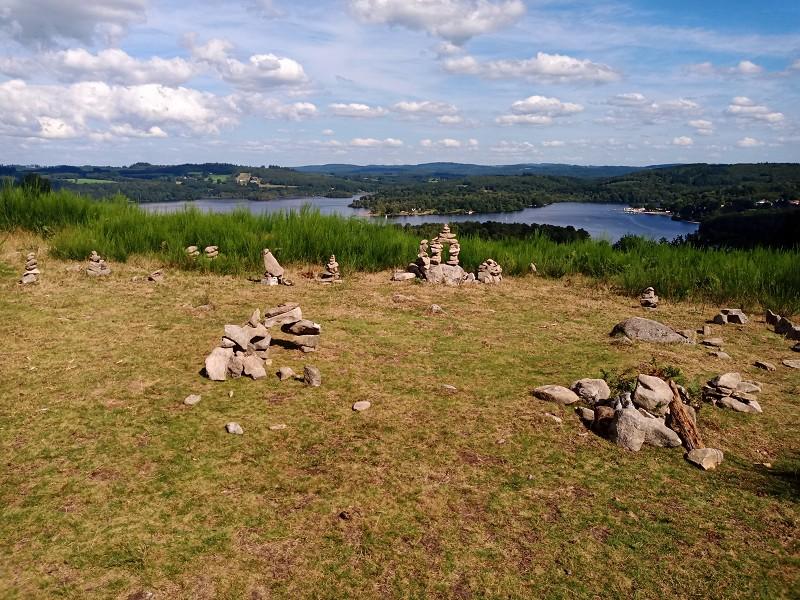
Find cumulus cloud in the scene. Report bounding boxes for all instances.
[443,51,620,83]
[234,93,318,120]
[489,140,540,154]
[349,137,403,147]
[686,59,765,77]
[437,115,463,124]
[607,92,649,107]
[496,95,583,126]
[541,140,565,147]
[349,0,525,44]
[0,0,147,47]
[736,136,764,147]
[329,102,388,118]
[671,136,693,146]
[689,119,714,135]
[419,137,477,149]
[726,96,784,124]
[602,93,702,125]
[392,100,458,116]
[321,128,335,135]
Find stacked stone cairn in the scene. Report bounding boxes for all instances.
[260,248,293,286]
[20,252,40,285]
[702,372,763,413]
[476,259,503,284]
[203,303,321,381]
[185,245,200,257]
[204,246,219,259]
[766,309,800,341]
[712,308,748,325]
[639,286,659,309]
[318,254,342,284]
[86,251,111,276]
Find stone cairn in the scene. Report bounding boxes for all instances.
[20,252,40,285]
[260,248,293,286]
[86,251,111,276]
[203,302,322,381]
[702,372,763,414]
[639,287,659,309]
[712,308,748,325]
[476,259,503,284]
[185,245,200,257]
[318,254,342,284]
[766,309,800,341]
[204,245,219,259]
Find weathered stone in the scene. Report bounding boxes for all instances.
[281,319,321,336]
[277,366,295,381]
[787,326,800,341]
[429,304,444,314]
[261,249,284,277]
[223,325,251,349]
[641,416,682,448]
[290,334,320,349]
[732,391,759,403]
[20,273,38,285]
[710,372,742,392]
[303,365,322,387]
[608,407,647,451]
[183,394,201,406]
[570,378,611,405]
[632,374,673,416]
[713,313,728,325]
[352,401,371,412]
[240,355,266,379]
[251,334,272,350]
[702,337,724,348]
[754,360,776,372]
[220,337,236,348]
[225,422,244,435]
[532,385,579,405]
[610,317,688,344]
[544,413,563,424]
[147,270,164,282]
[441,384,457,394]
[709,351,731,360]
[775,317,794,335]
[575,407,595,422]
[793,342,800,352]
[722,309,748,325]
[205,347,234,381]
[263,304,303,328]
[718,396,762,413]
[765,309,780,326]
[686,448,723,470]
[783,359,800,369]
[227,352,245,378]
[702,325,712,336]
[248,308,261,327]
[185,245,199,255]
[677,329,696,342]
[592,405,615,436]
[736,380,762,394]
[392,272,417,281]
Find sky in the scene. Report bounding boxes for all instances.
[0,0,798,166]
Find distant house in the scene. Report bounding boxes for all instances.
[236,172,251,186]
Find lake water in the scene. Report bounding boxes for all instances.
[140,196,698,242]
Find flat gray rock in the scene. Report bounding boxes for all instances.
[242,355,267,380]
[736,381,762,394]
[264,305,303,328]
[710,372,742,392]
[686,448,724,470]
[641,416,682,448]
[391,272,417,281]
[352,401,371,412]
[223,324,251,349]
[281,319,321,335]
[632,374,673,416]
[783,359,800,369]
[183,394,201,406]
[532,385,579,405]
[277,366,295,381]
[571,378,611,404]
[718,396,762,414]
[225,422,244,435]
[754,360,776,372]
[205,347,234,381]
[575,407,595,422]
[709,351,731,360]
[702,338,724,348]
[611,317,688,344]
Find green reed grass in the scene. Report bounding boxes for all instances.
[2,185,798,314]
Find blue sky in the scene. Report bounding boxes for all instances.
[0,0,798,166]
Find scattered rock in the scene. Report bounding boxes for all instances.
[147,270,164,282]
[441,384,457,394]
[701,337,724,348]
[277,366,295,381]
[352,401,371,411]
[736,381,762,394]
[225,422,243,435]
[570,378,611,405]
[532,385,580,405]
[713,308,748,325]
[783,359,800,369]
[429,304,444,314]
[183,394,201,406]
[391,271,416,281]
[281,319,321,336]
[641,415,682,448]
[709,351,731,360]
[544,412,563,424]
[610,317,689,344]
[263,303,303,328]
[632,374,673,416]
[269,423,287,431]
[704,372,763,414]
[639,287,659,309]
[710,372,742,392]
[205,347,234,381]
[575,407,595,422]
[754,360,776,371]
[303,365,322,387]
[608,406,647,452]
[718,396,762,414]
[242,355,267,379]
[391,293,415,302]
[765,309,780,326]
[686,448,724,470]
[702,325,712,336]
[185,245,200,257]
[529,262,537,274]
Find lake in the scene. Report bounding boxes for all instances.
[140,196,699,242]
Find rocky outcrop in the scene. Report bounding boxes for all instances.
[703,372,763,413]
[86,251,111,276]
[611,317,690,344]
[767,312,800,341]
[20,252,40,285]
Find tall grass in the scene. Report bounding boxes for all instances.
[2,185,798,314]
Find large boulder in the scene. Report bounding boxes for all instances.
[532,385,579,405]
[610,317,689,344]
[205,347,234,381]
[641,415,682,448]
[632,374,673,416]
[223,324,251,350]
[571,378,611,405]
[608,407,647,451]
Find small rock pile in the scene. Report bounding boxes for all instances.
[476,259,503,284]
[639,287,658,309]
[318,254,341,284]
[86,251,111,276]
[203,303,322,382]
[205,245,219,259]
[185,245,200,257]
[712,308,748,325]
[702,372,763,413]
[766,310,800,341]
[260,249,293,286]
[20,252,40,285]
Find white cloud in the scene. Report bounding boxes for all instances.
[442,51,620,83]
[791,59,800,71]
[671,136,693,146]
[607,92,649,106]
[602,94,702,126]
[0,0,147,47]
[234,94,318,120]
[541,140,565,147]
[689,119,714,135]
[349,137,403,147]
[489,140,540,154]
[349,0,525,44]
[497,95,583,126]
[392,100,458,116]
[329,102,388,118]
[437,115,463,124]
[321,128,335,135]
[687,59,765,77]
[419,137,475,149]
[42,48,196,85]
[726,96,784,123]
[736,136,764,147]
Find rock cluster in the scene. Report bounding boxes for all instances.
[611,317,692,344]
[712,308,748,325]
[205,245,219,259]
[86,251,111,276]
[203,303,321,381]
[702,372,763,413]
[476,259,503,284]
[639,287,658,309]
[260,249,293,286]
[185,245,200,257]
[20,252,40,285]
[318,254,341,284]
[766,310,800,341]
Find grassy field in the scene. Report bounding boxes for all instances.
[1,231,798,599]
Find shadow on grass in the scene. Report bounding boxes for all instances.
[722,451,800,502]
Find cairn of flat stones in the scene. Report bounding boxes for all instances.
[702,372,763,413]
[261,248,292,286]
[712,308,748,325]
[639,287,658,309]
[204,246,219,259]
[476,259,502,284]
[20,252,40,285]
[318,254,341,284]
[766,309,800,341]
[203,302,322,382]
[86,251,111,276]
[185,245,200,257]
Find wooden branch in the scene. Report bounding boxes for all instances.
[668,380,704,451]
